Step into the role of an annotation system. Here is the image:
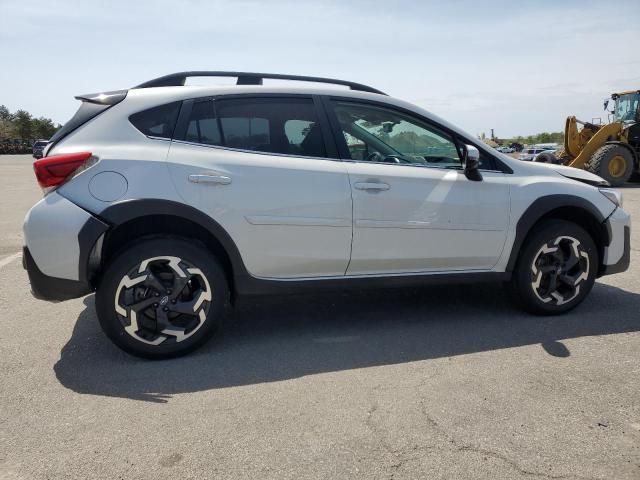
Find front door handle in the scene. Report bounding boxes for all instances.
[188,174,232,185]
[354,182,390,191]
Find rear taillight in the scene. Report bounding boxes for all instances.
[33,152,92,189]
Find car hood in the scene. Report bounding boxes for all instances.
[521,161,609,187]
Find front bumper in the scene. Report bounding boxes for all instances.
[600,207,631,276]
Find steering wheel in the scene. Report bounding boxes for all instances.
[366,152,411,164]
[366,151,384,162]
[383,154,412,164]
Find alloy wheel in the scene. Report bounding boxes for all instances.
[530,236,589,306]
[114,256,212,345]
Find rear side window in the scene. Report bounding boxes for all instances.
[179,97,328,158]
[219,116,270,149]
[185,101,221,145]
[129,102,180,139]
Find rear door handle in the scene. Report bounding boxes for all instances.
[188,174,232,185]
[354,182,390,191]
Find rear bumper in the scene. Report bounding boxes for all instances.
[23,191,108,302]
[600,207,631,276]
[23,247,92,302]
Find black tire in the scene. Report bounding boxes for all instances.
[95,237,228,359]
[585,144,634,187]
[510,220,598,315]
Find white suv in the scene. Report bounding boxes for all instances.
[23,71,631,358]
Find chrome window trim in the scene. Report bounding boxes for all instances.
[343,158,505,174]
[169,138,343,162]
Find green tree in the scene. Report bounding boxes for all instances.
[31,117,57,139]
[503,132,564,145]
[0,105,11,122]
[13,110,33,139]
[0,119,17,138]
[0,106,60,142]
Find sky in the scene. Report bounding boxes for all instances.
[1,0,639,138]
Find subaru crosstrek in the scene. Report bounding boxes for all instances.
[23,71,631,358]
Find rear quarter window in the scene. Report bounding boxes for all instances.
[129,102,181,139]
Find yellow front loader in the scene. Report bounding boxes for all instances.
[544,90,640,187]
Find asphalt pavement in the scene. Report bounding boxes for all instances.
[0,154,639,479]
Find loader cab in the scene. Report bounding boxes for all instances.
[610,91,640,124]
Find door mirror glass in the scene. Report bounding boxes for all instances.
[463,145,482,181]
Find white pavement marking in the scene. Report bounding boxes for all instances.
[0,252,22,269]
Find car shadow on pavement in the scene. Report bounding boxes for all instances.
[54,282,640,403]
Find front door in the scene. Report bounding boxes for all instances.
[325,98,510,275]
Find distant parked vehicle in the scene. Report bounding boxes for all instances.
[534,149,560,164]
[32,139,49,159]
[519,147,552,161]
[0,139,33,155]
[497,146,514,153]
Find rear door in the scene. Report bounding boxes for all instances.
[324,97,510,275]
[166,95,353,279]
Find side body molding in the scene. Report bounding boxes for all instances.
[505,194,610,272]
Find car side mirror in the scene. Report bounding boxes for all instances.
[463,144,483,181]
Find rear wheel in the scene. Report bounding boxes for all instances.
[95,237,228,359]
[510,220,598,315]
[586,144,633,186]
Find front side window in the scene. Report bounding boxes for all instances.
[179,97,328,158]
[331,101,461,168]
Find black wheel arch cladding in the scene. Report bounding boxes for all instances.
[97,198,250,278]
[506,194,610,272]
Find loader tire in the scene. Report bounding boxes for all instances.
[585,144,633,187]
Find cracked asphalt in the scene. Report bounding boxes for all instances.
[1,154,639,479]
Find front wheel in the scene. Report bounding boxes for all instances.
[510,220,598,315]
[95,237,228,359]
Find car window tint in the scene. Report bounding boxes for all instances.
[219,117,270,150]
[185,101,221,145]
[129,102,180,139]
[332,101,461,168]
[214,97,327,157]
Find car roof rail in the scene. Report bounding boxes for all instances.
[133,71,386,95]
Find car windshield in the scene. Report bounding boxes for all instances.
[613,93,640,122]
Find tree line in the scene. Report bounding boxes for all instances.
[0,105,61,141]
[481,131,564,145]
[508,132,564,145]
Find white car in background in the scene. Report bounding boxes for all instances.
[520,147,551,161]
[23,71,631,358]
